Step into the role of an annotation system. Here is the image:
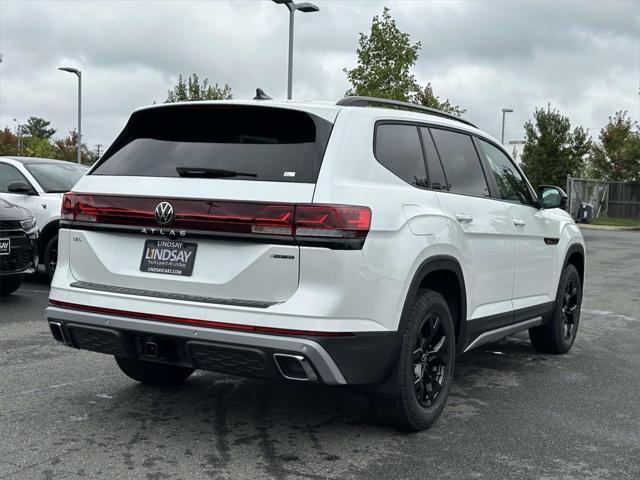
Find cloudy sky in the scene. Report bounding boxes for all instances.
[0,0,638,151]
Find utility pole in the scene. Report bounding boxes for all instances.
[95,144,102,158]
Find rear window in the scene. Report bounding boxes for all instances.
[92,105,334,183]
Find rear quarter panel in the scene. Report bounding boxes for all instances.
[312,110,470,331]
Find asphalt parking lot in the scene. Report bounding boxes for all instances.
[1,228,639,480]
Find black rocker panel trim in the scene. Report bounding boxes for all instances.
[465,301,555,348]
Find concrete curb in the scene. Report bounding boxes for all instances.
[578,224,640,231]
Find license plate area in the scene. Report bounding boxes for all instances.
[140,239,197,276]
[0,238,10,255]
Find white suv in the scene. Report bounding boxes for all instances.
[46,96,585,430]
[0,157,88,278]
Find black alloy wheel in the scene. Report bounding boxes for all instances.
[371,289,456,431]
[529,264,582,354]
[561,277,579,340]
[412,312,449,408]
[44,234,58,280]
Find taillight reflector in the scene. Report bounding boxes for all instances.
[48,299,354,337]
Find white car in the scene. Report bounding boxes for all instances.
[46,96,585,431]
[0,157,88,278]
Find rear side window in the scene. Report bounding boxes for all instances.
[419,128,448,191]
[430,129,490,197]
[374,124,428,188]
[92,106,333,183]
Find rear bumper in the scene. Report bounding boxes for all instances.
[46,305,399,385]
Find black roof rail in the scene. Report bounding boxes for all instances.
[336,96,476,128]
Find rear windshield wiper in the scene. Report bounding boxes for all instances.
[176,167,258,178]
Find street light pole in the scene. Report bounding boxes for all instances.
[59,67,82,164]
[501,108,513,145]
[272,0,319,100]
[287,6,294,100]
[13,118,22,155]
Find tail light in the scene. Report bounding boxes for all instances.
[61,193,371,249]
[61,193,99,222]
[294,205,371,239]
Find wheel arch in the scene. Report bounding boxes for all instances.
[563,243,585,287]
[38,220,59,259]
[399,255,467,353]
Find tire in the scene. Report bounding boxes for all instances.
[371,289,456,431]
[114,356,194,386]
[43,234,58,281]
[0,275,24,296]
[529,264,582,354]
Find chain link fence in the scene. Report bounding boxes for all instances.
[566,177,640,220]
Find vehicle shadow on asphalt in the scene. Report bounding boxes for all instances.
[83,334,546,434]
[23,335,560,478]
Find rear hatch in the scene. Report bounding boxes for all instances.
[63,103,338,306]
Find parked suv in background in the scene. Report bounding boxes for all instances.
[46,96,585,431]
[0,198,38,295]
[0,157,88,279]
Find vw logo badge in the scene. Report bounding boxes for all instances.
[154,201,175,225]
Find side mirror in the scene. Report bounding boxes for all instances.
[7,181,36,195]
[537,185,567,209]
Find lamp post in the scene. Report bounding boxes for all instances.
[58,67,82,164]
[272,0,319,100]
[501,108,513,145]
[13,118,22,155]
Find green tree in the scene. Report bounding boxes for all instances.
[344,7,465,115]
[587,111,640,181]
[23,136,57,158]
[87,148,101,165]
[0,127,20,155]
[413,83,466,117]
[54,131,91,164]
[344,7,421,101]
[165,73,233,102]
[20,116,56,139]
[520,106,591,188]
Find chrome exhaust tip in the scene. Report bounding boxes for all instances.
[49,321,68,344]
[273,353,318,382]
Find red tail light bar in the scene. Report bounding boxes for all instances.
[61,193,371,249]
[49,299,354,337]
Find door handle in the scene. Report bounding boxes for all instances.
[513,219,526,227]
[455,213,474,224]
